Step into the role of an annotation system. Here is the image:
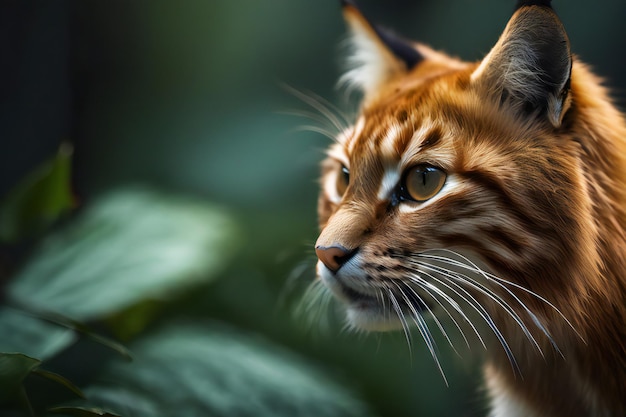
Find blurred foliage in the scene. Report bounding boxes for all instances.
[0,353,41,403]
[0,144,74,244]
[0,307,77,360]
[8,187,239,321]
[80,322,376,417]
[0,352,88,414]
[0,184,377,416]
[48,407,119,417]
[2,0,626,416]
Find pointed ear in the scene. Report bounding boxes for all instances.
[339,1,423,102]
[471,2,572,127]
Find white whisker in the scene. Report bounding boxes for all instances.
[289,122,343,142]
[410,269,487,350]
[461,257,582,345]
[399,278,460,356]
[420,249,583,347]
[394,281,449,385]
[426,254,558,351]
[295,279,334,332]
[405,274,471,352]
[417,259,544,358]
[414,261,521,376]
[281,84,351,136]
[384,284,413,355]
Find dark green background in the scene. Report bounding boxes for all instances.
[3,1,625,416]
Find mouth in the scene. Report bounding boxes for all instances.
[340,285,380,308]
[321,271,430,331]
[319,270,380,308]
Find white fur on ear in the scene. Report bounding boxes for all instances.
[338,5,413,102]
[471,5,571,127]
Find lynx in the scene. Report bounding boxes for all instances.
[311,1,626,416]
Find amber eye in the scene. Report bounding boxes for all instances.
[336,165,350,196]
[402,165,446,202]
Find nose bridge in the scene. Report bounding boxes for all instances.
[317,140,385,251]
[315,202,373,250]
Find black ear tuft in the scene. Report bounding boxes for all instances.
[515,0,552,9]
[340,0,423,71]
[339,0,426,101]
[372,27,423,69]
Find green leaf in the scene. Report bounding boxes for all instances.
[33,369,85,399]
[30,310,132,360]
[8,187,239,321]
[82,331,132,361]
[0,307,77,361]
[0,306,131,361]
[48,406,120,417]
[0,353,41,403]
[0,143,75,243]
[80,321,378,417]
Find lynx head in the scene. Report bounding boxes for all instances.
[313,0,594,364]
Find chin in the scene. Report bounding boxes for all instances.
[345,305,403,332]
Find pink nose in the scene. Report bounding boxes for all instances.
[315,245,355,272]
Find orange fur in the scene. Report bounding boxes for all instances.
[312,2,626,416]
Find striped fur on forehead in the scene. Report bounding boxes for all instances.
[330,115,452,200]
[340,76,547,175]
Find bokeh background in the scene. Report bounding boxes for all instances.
[2,1,626,416]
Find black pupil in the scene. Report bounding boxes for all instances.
[398,165,445,203]
[342,166,350,184]
[419,169,429,185]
